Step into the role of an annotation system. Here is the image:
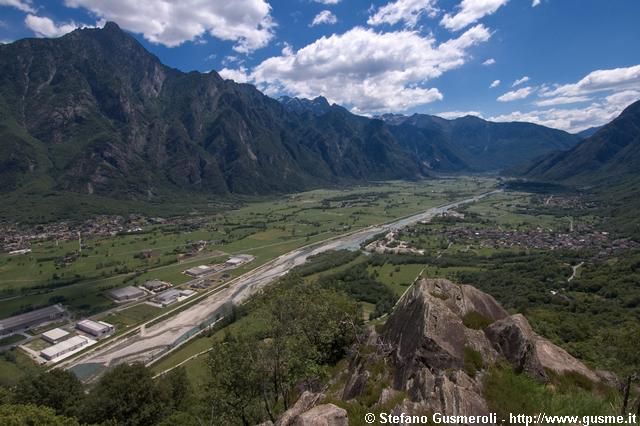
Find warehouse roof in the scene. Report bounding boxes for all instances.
[40,335,88,359]
[77,319,112,334]
[154,289,181,303]
[0,304,66,333]
[108,286,145,299]
[42,328,69,342]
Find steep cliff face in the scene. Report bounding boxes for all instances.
[0,23,423,199]
[282,278,604,423]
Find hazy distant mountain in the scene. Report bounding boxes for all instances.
[0,23,424,199]
[521,100,640,184]
[380,113,581,172]
[575,126,603,138]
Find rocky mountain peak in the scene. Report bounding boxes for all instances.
[280,277,608,422]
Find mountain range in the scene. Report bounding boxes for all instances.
[520,100,640,185]
[0,22,583,204]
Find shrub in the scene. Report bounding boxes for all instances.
[462,311,493,330]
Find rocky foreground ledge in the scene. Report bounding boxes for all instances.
[264,278,613,426]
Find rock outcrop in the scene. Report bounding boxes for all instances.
[381,278,507,417]
[292,405,348,426]
[281,277,603,425]
[486,314,598,382]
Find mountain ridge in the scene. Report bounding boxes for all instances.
[520,100,640,184]
[0,22,582,208]
[0,22,425,199]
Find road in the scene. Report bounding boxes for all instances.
[568,261,584,282]
[64,190,499,381]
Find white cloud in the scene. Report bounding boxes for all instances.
[0,39,13,44]
[64,0,275,52]
[482,58,495,66]
[491,65,640,132]
[441,0,509,31]
[497,86,533,102]
[247,24,491,114]
[314,0,340,4]
[0,0,35,13]
[219,67,251,83]
[604,89,640,107]
[532,0,541,6]
[490,79,500,88]
[25,15,89,38]
[368,0,439,28]
[533,95,590,107]
[436,110,483,119]
[311,10,337,27]
[512,75,530,87]
[491,89,639,132]
[540,64,640,98]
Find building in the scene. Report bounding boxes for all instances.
[225,254,254,267]
[9,248,31,256]
[153,289,181,307]
[0,305,66,335]
[107,286,145,302]
[184,265,214,277]
[42,328,69,344]
[76,319,114,339]
[40,335,88,361]
[142,279,171,292]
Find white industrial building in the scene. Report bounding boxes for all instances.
[40,335,89,361]
[76,319,114,339]
[41,328,69,344]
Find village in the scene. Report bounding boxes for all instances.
[0,214,210,253]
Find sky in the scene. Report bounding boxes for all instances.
[1,0,640,132]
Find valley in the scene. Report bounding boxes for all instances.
[0,9,638,424]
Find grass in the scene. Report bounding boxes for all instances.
[463,346,484,377]
[0,350,42,387]
[101,303,163,330]
[0,334,26,346]
[367,263,424,296]
[462,311,494,330]
[483,364,617,421]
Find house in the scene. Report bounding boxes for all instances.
[41,328,70,344]
[0,305,66,335]
[107,286,145,302]
[76,319,114,339]
[40,335,89,361]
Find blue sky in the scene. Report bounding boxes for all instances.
[1,0,639,132]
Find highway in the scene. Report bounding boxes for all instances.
[64,190,499,381]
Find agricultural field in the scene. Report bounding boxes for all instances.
[145,187,640,384]
[0,177,497,320]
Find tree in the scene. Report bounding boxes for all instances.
[608,325,640,415]
[204,336,265,426]
[80,363,170,426]
[157,367,191,411]
[0,404,80,426]
[13,370,84,418]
